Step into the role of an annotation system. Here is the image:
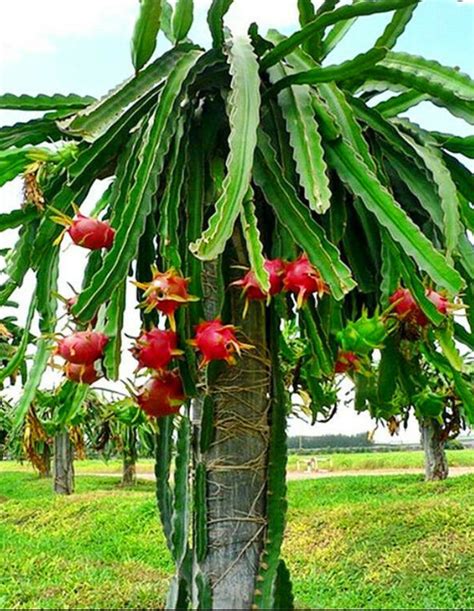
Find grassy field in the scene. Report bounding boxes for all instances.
[2,448,472,478]
[286,448,474,471]
[1,467,473,609]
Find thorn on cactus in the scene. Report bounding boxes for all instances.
[56,331,108,365]
[189,319,254,367]
[283,254,328,308]
[50,205,115,250]
[231,258,285,316]
[131,328,182,371]
[135,370,185,418]
[134,266,198,331]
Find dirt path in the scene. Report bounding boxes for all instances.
[79,466,474,481]
[287,466,474,479]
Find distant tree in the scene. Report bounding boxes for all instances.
[0,397,13,461]
[86,396,156,487]
[288,433,373,450]
[352,336,473,481]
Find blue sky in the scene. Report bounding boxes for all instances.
[1,1,473,132]
[1,1,473,114]
[1,0,473,442]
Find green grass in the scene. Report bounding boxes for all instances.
[287,448,474,471]
[1,469,473,608]
[285,475,474,609]
[0,458,156,475]
[3,448,472,478]
[3,448,473,479]
[0,472,173,609]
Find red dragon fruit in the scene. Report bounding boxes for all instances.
[67,214,115,250]
[390,287,451,327]
[64,362,101,385]
[190,319,253,366]
[334,351,360,374]
[135,371,185,418]
[389,288,420,320]
[426,289,449,316]
[283,254,328,307]
[57,331,108,365]
[131,328,182,371]
[51,207,115,251]
[135,266,198,330]
[231,259,285,313]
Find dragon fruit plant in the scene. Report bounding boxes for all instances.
[2,0,473,607]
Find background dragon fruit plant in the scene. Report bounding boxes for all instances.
[1,0,474,608]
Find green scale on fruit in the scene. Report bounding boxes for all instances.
[336,312,389,356]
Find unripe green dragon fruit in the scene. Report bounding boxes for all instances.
[336,312,388,356]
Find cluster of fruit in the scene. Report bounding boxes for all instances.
[232,254,327,311]
[54,212,115,385]
[53,211,455,413]
[130,267,254,415]
[333,287,453,375]
[389,287,450,327]
[129,253,332,414]
[54,213,255,417]
[57,330,108,384]
[128,319,253,417]
[56,291,253,419]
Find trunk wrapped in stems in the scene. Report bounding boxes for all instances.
[420,418,449,481]
[54,430,75,495]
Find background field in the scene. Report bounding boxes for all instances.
[286,449,474,472]
[3,448,472,476]
[1,462,474,609]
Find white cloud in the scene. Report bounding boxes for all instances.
[2,0,470,67]
[225,0,298,34]
[0,0,301,64]
[0,0,136,63]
